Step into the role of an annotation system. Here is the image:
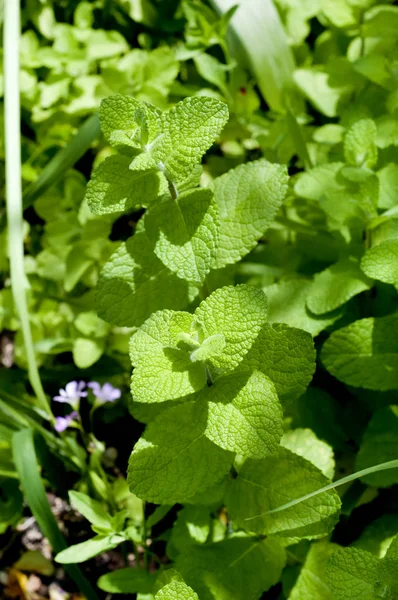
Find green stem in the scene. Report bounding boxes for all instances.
[4,0,52,420]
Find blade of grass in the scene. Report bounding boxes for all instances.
[23,113,101,209]
[12,429,99,600]
[4,0,51,419]
[245,459,398,521]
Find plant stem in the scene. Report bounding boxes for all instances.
[4,0,52,420]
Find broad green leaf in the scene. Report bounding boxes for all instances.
[321,314,398,391]
[355,406,398,488]
[155,580,199,600]
[176,536,286,600]
[167,506,211,560]
[130,310,194,365]
[144,188,220,283]
[212,160,289,269]
[131,347,207,403]
[128,401,232,503]
[98,568,155,594]
[307,258,373,315]
[73,337,104,369]
[86,155,166,215]
[375,116,398,149]
[200,370,283,459]
[153,96,229,184]
[325,548,380,600]
[240,323,316,404]
[362,5,398,38]
[289,542,338,600]
[69,491,112,531]
[265,278,343,337]
[377,163,398,209]
[354,515,398,558]
[294,162,345,200]
[97,232,198,327]
[64,246,94,293]
[227,448,340,542]
[194,285,268,375]
[281,428,335,479]
[344,119,377,169]
[294,69,344,118]
[361,240,398,285]
[99,94,162,153]
[55,534,124,564]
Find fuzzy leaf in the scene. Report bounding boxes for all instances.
[325,548,380,600]
[281,428,335,479]
[344,119,378,169]
[321,314,398,391]
[155,580,199,600]
[361,240,398,285]
[212,160,288,268]
[289,542,338,600]
[128,401,232,504]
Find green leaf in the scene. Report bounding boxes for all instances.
[153,96,229,184]
[265,278,343,337]
[128,401,232,504]
[97,232,198,327]
[194,284,268,376]
[176,536,286,600]
[289,542,338,600]
[375,116,398,149]
[240,323,316,404]
[55,534,123,564]
[155,580,199,600]
[144,188,220,283]
[294,162,345,201]
[294,69,344,118]
[344,119,378,169]
[98,568,156,594]
[361,239,398,285]
[281,428,335,479]
[212,160,289,269]
[86,155,166,215]
[307,258,373,315]
[167,506,211,560]
[354,515,398,558]
[326,548,380,600]
[200,370,283,459]
[321,314,398,391]
[362,5,398,38]
[68,491,113,531]
[73,337,104,369]
[355,406,398,488]
[377,163,398,209]
[227,448,341,542]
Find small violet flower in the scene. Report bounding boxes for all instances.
[54,411,79,433]
[88,381,121,404]
[53,381,87,409]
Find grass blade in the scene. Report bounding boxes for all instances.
[12,429,99,600]
[245,459,398,521]
[4,0,51,419]
[23,113,101,209]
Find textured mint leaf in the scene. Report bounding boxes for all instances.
[98,568,155,594]
[167,505,211,560]
[266,279,343,336]
[176,536,286,600]
[128,401,232,503]
[199,370,283,459]
[194,285,268,376]
[307,258,373,315]
[131,347,206,403]
[86,155,166,215]
[144,188,219,283]
[344,119,378,169]
[240,323,316,404]
[294,162,345,200]
[130,310,194,365]
[325,548,380,600]
[99,95,162,153]
[155,580,198,600]
[152,96,228,184]
[355,406,398,488]
[226,448,340,542]
[289,542,338,600]
[97,232,198,327]
[321,314,398,391]
[354,515,398,558]
[55,534,124,564]
[212,160,288,269]
[361,240,398,285]
[281,429,335,479]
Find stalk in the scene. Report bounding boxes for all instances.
[4,0,52,419]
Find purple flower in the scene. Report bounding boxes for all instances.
[54,411,79,433]
[88,382,121,404]
[53,381,87,408]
